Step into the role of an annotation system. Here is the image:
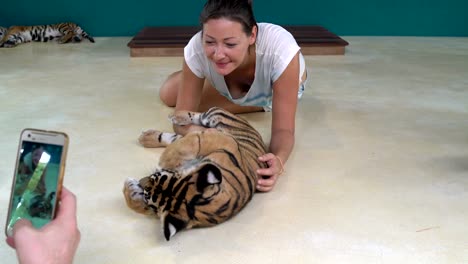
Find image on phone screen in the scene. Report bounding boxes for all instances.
[7,140,64,234]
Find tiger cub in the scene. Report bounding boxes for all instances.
[123,107,268,241]
[0,22,94,48]
[29,191,56,218]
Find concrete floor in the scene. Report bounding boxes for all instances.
[0,37,467,263]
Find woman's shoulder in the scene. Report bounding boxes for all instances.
[186,31,202,50]
[185,31,205,59]
[255,23,301,81]
[256,23,299,54]
[257,23,295,39]
[184,31,209,78]
[258,22,283,30]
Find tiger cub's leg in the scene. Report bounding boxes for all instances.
[123,178,153,215]
[170,107,236,132]
[0,33,19,48]
[58,32,74,44]
[169,111,203,126]
[138,129,182,148]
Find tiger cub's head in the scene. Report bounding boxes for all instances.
[139,163,223,241]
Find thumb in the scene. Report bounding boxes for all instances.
[12,218,34,235]
[6,219,33,249]
[258,153,273,161]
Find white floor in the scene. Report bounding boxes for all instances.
[0,37,467,263]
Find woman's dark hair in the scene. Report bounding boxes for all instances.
[200,0,257,36]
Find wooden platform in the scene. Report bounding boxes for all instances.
[128,26,349,57]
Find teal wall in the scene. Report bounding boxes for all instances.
[1,0,467,37]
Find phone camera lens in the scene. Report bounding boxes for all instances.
[27,134,31,138]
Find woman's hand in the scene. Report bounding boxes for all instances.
[256,153,285,192]
[6,187,81,264]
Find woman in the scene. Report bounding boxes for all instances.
[159,0,307,192]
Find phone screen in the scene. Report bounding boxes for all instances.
[6,139,65,236]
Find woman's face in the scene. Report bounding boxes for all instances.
[202,18,256,76]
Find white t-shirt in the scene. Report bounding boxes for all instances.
[184,22,306,107]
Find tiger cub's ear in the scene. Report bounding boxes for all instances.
[163,213,187,241]
[196,164,222,192]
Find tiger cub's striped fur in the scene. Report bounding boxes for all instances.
[0,27,6,40]
[123,107,268,241]
[0,22,94,48]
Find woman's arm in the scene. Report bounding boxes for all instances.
[256,52,300,192]
[270,51,300,163]
[173,60,206,136]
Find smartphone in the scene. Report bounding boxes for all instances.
[5,128,69,237]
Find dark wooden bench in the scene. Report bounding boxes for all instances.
[128,26,348,57]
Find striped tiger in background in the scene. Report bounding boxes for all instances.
[0,22,94,48]
[123,107,268,241]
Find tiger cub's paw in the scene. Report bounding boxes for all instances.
[0,40,18,48]
[123,178,143,200]
[123,178,147,214]
[169,111,198,126]
[138,129,164,148]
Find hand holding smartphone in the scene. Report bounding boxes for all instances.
[5,128,69,237]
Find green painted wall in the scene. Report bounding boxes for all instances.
[1,0,467,37]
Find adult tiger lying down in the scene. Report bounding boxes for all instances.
[123,107,268,241]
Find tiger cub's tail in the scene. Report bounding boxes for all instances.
[77,26,95,43]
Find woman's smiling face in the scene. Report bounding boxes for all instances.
[202,18,256,76]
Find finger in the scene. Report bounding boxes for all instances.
[13,218,33,229]
[258,177,275,188]
[258,167,282,179]
[12,219,33,237]
[56,186,77,221]
[257,168,275,176]
[6,236,15,249]
[256,184,273,192]
[258,153,275,162]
